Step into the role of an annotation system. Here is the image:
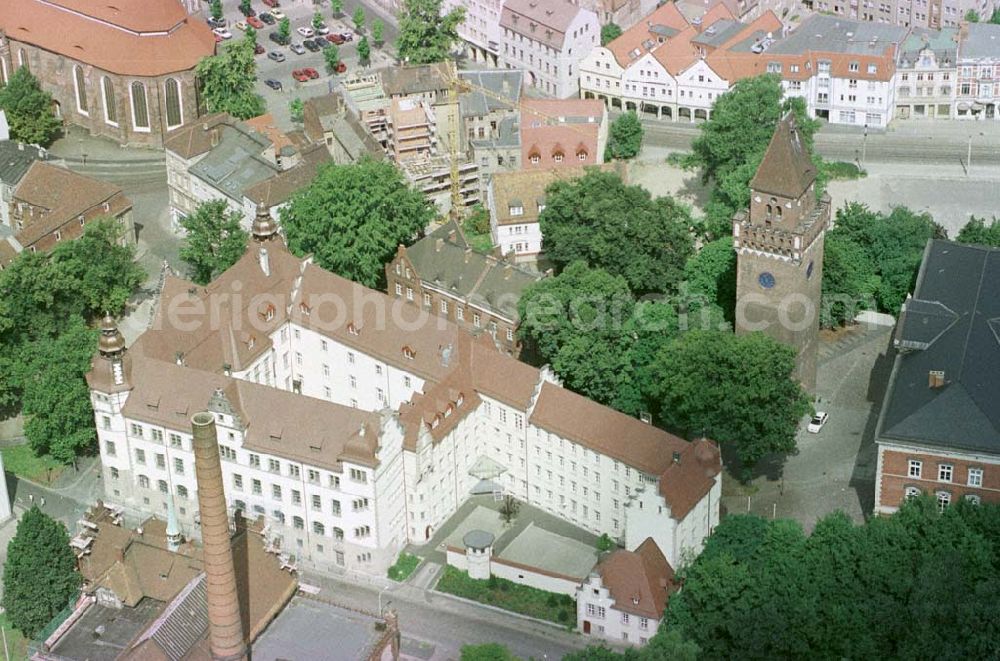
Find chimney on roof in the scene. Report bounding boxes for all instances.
[259,247,271,277]
[191,412,247,661]
[210,128,220,148]
[928,370,946,388]
[166,497,183,552]
[672,451,681,464]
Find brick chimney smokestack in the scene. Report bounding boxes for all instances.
[191,412,247,661]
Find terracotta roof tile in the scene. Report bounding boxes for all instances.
[606,2,692,67]
[658,438,721,519]
[750,112,817,198]
[0,0,216,77]
[596,538,675,619]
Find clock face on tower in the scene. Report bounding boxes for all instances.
[758,272,776,289]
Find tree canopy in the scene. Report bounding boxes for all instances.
[460,643,520,660]
[281,159,433,289]
[0,67,62,146]
[539,170,694,296]
[353,7,366,32]
[648,330,810,472]
[518,262,725,416]
[2,507,81,637]
[689,74,817,237]
[665,500,1000,659]
[397,0,466,64]
[682,236,736,323]
[179,199,249,285]
[956,215,1000,247]
[195,34,266,120]
[600,23,623,46]
[0,220,143,453]
[606,111,643,160]
[821,203,944,324]
[357,36,372,66]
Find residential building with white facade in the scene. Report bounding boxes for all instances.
[955,22,1000,120]
[895,27,958,120]
[88,216,722,578]
[577,538,675,646]
[806,0,993,29]
[499,0,600,98]
[445,0,505,65]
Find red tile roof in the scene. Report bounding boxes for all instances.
[596,538,675,619]
[0,0,216,77]
[658,438,721,519]
[606,2,692,68]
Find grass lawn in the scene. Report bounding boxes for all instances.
[463,227,495,254]
[0,445,64,485]
[822,160,867,180]
[387,553,421,582]
[0,612,29,660]
[435,565,575,625]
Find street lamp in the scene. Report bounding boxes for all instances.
[967,131,985,175]
[378,584,391,614]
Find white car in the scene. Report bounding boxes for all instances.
[807,412,829,433]
[270,9,285,19]
[314,23,330,35]
[296,26,315,37]
[234,21,248,31]
[212,27,233,39]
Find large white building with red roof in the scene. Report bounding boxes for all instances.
[0,0,216,147]
[87,216,722,579]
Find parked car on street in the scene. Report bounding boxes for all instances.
[315,24,330,35]
[292,69,310,82]
[339,31,354,41]
[264,78,283,90]
[296,26,315,38]
[262,0,279,6]
[269,31,289,45]
[267,51,285,62]
[235,20,248,31]
[212,27,232,39]
[325,33,344,45]
[303,39,321,52]
[207,17,227,29]
[290,43,306,55]
[259,12,275,24]
[336,62,347,73]
[254,43,266,55]
[807,412,829,433]
[303,67,319,79]
[270,9,285,19]
[247,16,264,29]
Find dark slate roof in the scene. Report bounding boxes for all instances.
[0,140,47,186]
[750,113,817,199]
[879,240,1000,455]
[404,220,543,322]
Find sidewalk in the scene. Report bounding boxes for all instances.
[46,124,164,163]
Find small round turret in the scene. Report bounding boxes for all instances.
[252,203,278,242]
[98,313,126,358]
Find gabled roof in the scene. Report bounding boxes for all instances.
[878,240,1000,455]
[596,538,675,619]
[658,438,721,519]
[750,112,817,199]
[501,0,588,48]
[0,140,47,187]
[605,2,692,68]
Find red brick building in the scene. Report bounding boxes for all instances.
[874,240,1000,514]
[0,0,215,148]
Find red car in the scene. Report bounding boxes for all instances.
[262,0,279,6]
[325,33,344,45]
[336,62,347,74]
[292,69,310,82]
[302,67,319,79]
[254,43,265,55]
[246,15,264,29]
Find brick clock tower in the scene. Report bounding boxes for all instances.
[733,114,831,393]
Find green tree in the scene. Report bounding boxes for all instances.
[2,508,81,637]
[372,18,385,45]
[682,236,736,321]
[596,533,615,552]
[312,10,324,29]
[353,6,366,32]
[600,22,623,46]
[606,111,643,160]
[539,170,694,296]
[690,74,817,236]
[820,233,879,327]
[195,36,265,120]
[460,643,520,661]
[397,0,466,64]
[278,16,291,42]
[281,159,433,289]
[990,7,1000,22]
[21,317,98,464]
[51,219,145,314]
[240,0,251,15]
[830,202,943,314]
[649,330,810,472]
[498,495,520,526]
[956,215,1000,247]
[245,25,257,45]
[331,0,344,17]
[210,0,223,20]
[323,45,342,73]
[0,67,62,146]
[357,36,371,66]
[965,8,980,21]
[289,97,304,122]
[179,199,249,285]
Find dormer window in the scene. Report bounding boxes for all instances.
[553,151,564,163]
[577,150,587,161]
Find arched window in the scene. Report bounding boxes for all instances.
[130,81,149,130]
[102,77,117,125]
[73,66,88,114]
[17,49,27,71]
[293,516,304,529]
[164,78,182,128]
[157,479,168,493]
[176,484,189,498]
[138,474,150,489]
[313,521,325,535]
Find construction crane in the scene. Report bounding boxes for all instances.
[441,63,605,225]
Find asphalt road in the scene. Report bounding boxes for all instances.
[299,567,587,660]
[635,114,1000,165]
